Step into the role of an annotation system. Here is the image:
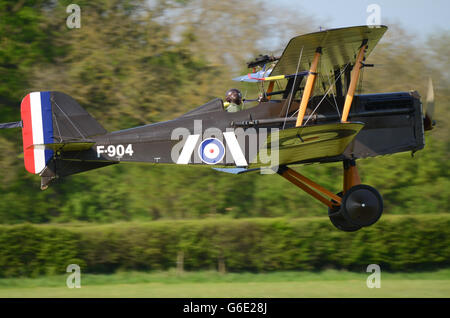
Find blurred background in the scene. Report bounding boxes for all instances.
[0,0,448,297]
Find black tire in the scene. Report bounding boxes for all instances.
[341,184,383,227]
[328,192,361,232]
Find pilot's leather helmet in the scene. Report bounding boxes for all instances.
[225,88,242,105]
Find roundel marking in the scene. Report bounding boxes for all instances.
[198,138,225,164]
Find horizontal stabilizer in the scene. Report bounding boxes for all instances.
[27,141,95,152]
[0,121,22,129]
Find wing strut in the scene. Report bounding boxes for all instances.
[341,40,368,122]
[295,47,322,127]
[265,81,275,100]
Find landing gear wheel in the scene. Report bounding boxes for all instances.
[328,192,361,232]
[341,185,383,227]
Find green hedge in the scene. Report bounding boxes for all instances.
[0,215,449,277]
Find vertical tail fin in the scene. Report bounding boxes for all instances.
[20,91,112,188]
[21,92,54,174]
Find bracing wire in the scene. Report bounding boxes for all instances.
[303,63,349,126]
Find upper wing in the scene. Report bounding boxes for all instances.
[270,25,388,77]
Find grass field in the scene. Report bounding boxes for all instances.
[0,269,449,298]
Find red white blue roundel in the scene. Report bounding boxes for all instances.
[198,138,225,164]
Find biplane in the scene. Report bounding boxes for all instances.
[0,25,436,231]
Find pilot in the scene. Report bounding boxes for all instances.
[225,88,243,112]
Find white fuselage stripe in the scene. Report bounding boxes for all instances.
[223,132,248,167]
[177,134,200,164]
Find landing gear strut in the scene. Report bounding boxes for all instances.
[278,159,383,232]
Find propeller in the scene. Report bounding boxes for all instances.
[423,77,435,131]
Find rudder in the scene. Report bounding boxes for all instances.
[21,91,54,174]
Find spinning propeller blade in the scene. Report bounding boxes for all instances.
[423,77,435,131]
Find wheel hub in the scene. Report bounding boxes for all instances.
[342,185,383,227]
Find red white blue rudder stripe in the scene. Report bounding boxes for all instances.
[21,92,54,174]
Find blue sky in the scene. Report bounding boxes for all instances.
[277,0,449,41]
